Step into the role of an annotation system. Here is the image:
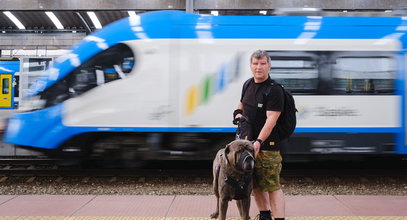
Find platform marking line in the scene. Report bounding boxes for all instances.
[0,217,406,220]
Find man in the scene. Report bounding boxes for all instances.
[233,50,285,220]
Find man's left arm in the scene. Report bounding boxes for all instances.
[253,110,281,156]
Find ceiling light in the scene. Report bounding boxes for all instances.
[211,10,219,16]
[128,11,137,19]
[45,11,64,29]
[3,11,25,29]
[259,10,267,15]
[87,11,102,29]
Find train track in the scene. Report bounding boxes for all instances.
[0,157,405,196]
[0,157,406,178]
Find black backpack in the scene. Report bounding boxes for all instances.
[242,77,297,141]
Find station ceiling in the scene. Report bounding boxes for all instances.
[0,10,130,33]
[1,0,407,34]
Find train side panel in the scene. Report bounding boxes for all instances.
[3,12,407,158]
[63,40,173,128]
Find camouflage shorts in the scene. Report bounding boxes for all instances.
[253,150,282,192]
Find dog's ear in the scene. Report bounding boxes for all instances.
[224,143,231,154]
[246,142,255,155]
[223,143,232,165]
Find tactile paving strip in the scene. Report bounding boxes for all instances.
[1,217,407,220]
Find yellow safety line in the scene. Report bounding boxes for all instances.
[0,217,406,220]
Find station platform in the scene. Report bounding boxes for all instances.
[0,195,406,219]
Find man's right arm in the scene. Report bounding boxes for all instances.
[236,102,243,118]
[232,102,243,125]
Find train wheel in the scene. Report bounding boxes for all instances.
[91,137,122,168]
[120,137,149,168]
[91,136,148,168]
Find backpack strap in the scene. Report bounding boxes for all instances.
[241,77,253,101]
[262,77,279,99]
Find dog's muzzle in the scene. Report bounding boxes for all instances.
[237,151,254,172]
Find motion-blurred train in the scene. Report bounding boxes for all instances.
[3,11,407,166]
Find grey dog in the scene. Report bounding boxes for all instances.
[210,139,255,220]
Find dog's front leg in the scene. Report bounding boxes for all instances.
[218,198,229,220]
[210,197,220,218]
[240,197,251,220]
[236,199,243,217]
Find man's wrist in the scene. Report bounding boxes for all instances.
[255,139,263,145]
[233,109,243,118]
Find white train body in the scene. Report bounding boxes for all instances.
[4,11,407,162]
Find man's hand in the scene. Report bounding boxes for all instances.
[253,140,261,157]
[233,110,243,125]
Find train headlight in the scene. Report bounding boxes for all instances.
[6,118,21,136]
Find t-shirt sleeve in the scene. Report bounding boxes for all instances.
[266,85,284,112]
[240,84,245,103]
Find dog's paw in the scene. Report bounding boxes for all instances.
[210,212,219,218]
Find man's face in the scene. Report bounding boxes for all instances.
[250,56,271,82]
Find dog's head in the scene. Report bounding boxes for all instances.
[224,140,255,172]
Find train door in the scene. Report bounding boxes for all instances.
[0,74,13,108]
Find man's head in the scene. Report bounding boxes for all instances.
[250,50,271,83]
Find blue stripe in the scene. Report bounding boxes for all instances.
[72,126,402,134]
[6,102,402,151]
[0,61,20,73]
[396,53,407,154]
[294,127,401,133]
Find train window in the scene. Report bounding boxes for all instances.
[268,53,319,94]
[332,56,396,94]
[40,43,135,108]
[2,78,9,94]
[266,51,397,95]
[67,43,135,96]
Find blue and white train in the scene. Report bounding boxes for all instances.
[3,11,407,165]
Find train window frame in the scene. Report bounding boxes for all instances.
[331,54,396,95]
[39,43,136,108]
[268,51,320,95]
[267,51,397,95]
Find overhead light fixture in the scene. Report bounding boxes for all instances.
[3,11,25,30]
[259,10,267,15]
[128,11,137,19]
[87,11,102,29]
[211,10,219,16]
[45,11,64,29]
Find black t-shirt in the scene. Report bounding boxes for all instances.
[240,77,284,147]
